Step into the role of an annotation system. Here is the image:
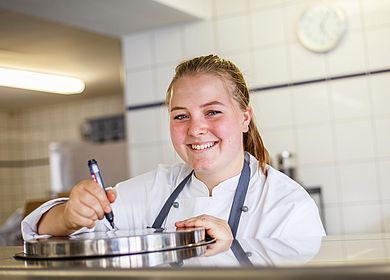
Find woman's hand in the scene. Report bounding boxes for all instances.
[38,180,116,236]
[175,214,233,240]
[204,239,233,257]
[63,180,116,231]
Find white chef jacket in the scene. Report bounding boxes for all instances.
[21,153,326,240]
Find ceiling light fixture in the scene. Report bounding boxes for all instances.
[0,67,85,94]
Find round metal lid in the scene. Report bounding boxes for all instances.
[16,227,211,260]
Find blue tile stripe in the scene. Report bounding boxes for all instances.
[126,68,390,111]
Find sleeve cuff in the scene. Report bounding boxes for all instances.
[21,198,68,240]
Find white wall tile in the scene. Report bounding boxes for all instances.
[366,26,390,70]
[338,161,379,203]
[253,45,289,86]
[126,108,160,144]
[361,0,390,27]
[334,120,374,161]
[129,144,161,177]
[160,141,179,165]
[156,106,171,142]
[330,78,371,120]
[289,42,327,81]
[296,123,335,165]
[154,63,176,100]
[125,68,155,106]
[326,31,367,76]
[122,32,152,69]
[370,74,390,117]
[251,88,293,128]
[323,205,344,235]
[383,202,390,232]
[220,51,254,85]
[374,118,390,157]
[342,203,383,234]
[183,21,216,58]
[248,0,284,10]
[261,127,296,164]
[284,0,312,44]
[153,26,183,65]
[250,8,285,48]
[378,159,390,200]
[298,165,339,204]
[330,0,363,31]
[214,0,248,17]
[216,14,250,53]
[292,83,331,125]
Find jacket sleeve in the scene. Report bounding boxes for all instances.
[20,198,102,240]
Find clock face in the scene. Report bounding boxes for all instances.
[297,5,347,53]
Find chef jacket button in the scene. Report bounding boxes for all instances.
[246,251,252,257]
[173,201,179,208]
[241,206,249,212]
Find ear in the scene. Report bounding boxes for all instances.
[241,106,252,133]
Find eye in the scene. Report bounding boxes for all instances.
[206,110,221,117]
[173,114,188,120]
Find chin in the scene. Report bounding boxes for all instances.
[191,161,216,173]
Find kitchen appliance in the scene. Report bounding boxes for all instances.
[49,140,129,196]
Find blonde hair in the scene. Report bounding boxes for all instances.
[166,54,270,175]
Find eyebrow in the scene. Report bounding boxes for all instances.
[170,101,225,112]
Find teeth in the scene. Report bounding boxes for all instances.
[191,142,214,150]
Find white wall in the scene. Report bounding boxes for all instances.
[121,0,390,235]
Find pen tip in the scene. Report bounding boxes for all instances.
[110,221,116,230]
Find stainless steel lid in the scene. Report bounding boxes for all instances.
[16,227,210,259]
[18,246,207,268]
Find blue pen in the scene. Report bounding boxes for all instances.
[88,159,115,229]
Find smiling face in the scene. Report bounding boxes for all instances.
[169,73,251,183]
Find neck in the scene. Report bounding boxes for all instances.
[194,152,245,195]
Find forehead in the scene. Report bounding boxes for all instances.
[170,73,234,105]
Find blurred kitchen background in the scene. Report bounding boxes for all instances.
[0,0,389,238]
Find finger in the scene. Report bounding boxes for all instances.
[203,240,232,257]
[106,188,116,203]
[64,205,98,229]
[178,215,233,240]
[177,215,208,228]
[84,182,112,213]
[78,194,106,219]
[71,202,99,220]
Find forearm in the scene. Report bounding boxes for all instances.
[37,203,76,236]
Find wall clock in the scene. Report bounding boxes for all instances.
[297,5,347,53]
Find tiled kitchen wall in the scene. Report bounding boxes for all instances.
[0,95,124,224]
[122,0,390,235]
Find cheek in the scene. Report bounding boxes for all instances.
[170,124,186,144]
[212,119,240,137]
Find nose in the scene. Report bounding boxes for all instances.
[188,117,208,136]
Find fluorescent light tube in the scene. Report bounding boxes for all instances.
[0,67,85,94]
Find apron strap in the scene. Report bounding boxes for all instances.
[227,152,251,238]
[151,170,194,229]
[151,152,251,238]
[231,239,253,266]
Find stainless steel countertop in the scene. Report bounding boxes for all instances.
[1,233,390,279]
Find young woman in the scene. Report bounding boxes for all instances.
[22,55,325,241]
